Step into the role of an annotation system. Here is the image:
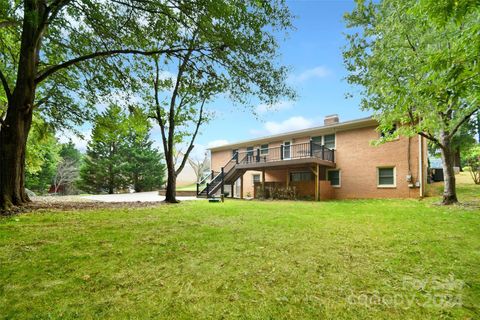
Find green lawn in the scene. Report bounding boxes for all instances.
[177,183,197,191]
[1,180,479,319]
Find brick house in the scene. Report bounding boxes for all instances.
[198,115,427,200]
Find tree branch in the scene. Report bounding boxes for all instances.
[0,20,21,29]
[153,57,169,156]
[418,132,442,148]
[448,107,479,139]
[0,69,12,104]
[35,47,187,84]
[176,98,205,176]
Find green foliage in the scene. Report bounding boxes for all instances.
[79,105,165,194]
[344,0,479,202]
[123,108,166,192]
[59,141,82,164]
[463,144,480,184]
[79,105,130,194]
[343,0,480,141]
[1,0,293,132]
[25,115,61,194]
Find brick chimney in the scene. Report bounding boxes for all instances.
[324,114,339,126]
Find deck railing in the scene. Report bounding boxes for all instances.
[234,141,334,165]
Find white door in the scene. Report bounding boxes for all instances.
[283,141,291,159]
[234,179,241,197]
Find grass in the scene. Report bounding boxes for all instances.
[0,175,479,319]
[177,183,197,191]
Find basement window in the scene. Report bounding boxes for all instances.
[290,171,314,182]
[327,170,341,187]
[377,167,396,187]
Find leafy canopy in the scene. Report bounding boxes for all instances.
[343,0,480,144]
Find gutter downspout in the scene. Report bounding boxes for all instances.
[418,134,424,198]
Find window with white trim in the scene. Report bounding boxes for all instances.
[260,144,269,155]
[327,170,341,187]
[377,167,396,187]
[324,134,335,149]
[252,174,261,184]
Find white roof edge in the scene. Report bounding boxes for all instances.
[208,116,377,151]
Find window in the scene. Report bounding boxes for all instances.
[283,141,291,159]
[252,174,261,184]
[290,171,313,182]
[311,136,322,144]
[324,134,336,149]
[232,149,238,158]
[260,144,269,155]
[378,167,396,187]
[327,170,341,187]
[247,146,254,156]
[380,124,397,138]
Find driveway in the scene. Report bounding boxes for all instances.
[81,191,201,202]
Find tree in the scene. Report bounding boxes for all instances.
[0,0,207,209]
[451,117,478,171]
[79,105,129,194]
[140,1,294,202]
[52,158,79,194]
[343,0,480,204]
[59,141,82,165]
[79,104,165,194]
[123,107,166,192]
[25,114,61,194]
[187,152,210,183]
[463,144,480,184]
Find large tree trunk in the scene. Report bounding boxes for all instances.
[0,0,43,210]
[454,148,462,172]
[439,133,458,205]
[164,157,178,203]
[0,108,33,210]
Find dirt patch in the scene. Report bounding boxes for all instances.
[1,198,166,216]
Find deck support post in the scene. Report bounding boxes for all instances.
[231,182,234,198]
[286,169,290,188]
[262,169,266,196]
[240,175,244,199]
[221,167,224,196]
[315,164,319,201]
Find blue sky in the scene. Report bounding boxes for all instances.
[192,0,368,153]
[64,0,370,157]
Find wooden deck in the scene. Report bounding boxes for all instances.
[236,157,336,170]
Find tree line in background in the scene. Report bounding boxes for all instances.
[25,107,165,196]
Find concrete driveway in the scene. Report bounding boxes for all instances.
[81,191,201,202]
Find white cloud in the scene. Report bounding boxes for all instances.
[207,139,229,148]
[256,100,294,114]
[289,66,331,83]
[250,116,317,136]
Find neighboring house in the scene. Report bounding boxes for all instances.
[175,152,198,187]
[199,115,427,200]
